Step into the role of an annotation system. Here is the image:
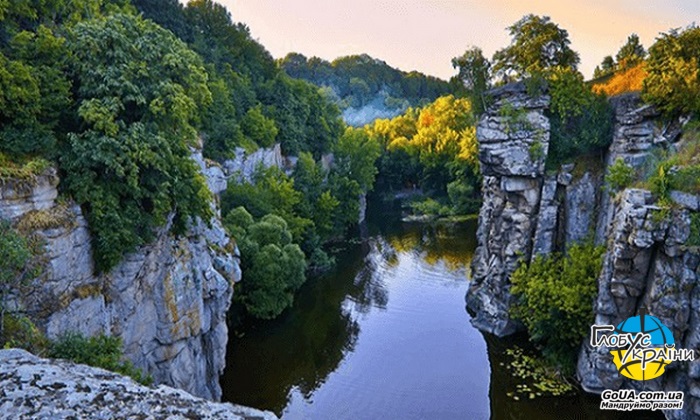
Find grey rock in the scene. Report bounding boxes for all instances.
[0,167,59,221]
[0,348,277,420]
[2,145,241,402]
[670,190,699,211]
[467,83,549,336]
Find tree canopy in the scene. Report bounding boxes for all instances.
[62,13,213,271]
[492,14,579,82]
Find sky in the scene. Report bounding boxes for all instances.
[215,0,699,80]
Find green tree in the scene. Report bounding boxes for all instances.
[616,33,645,69]
[241,104,278,148]
[333,127,381,192]
[62,13,213,271]
[642,26,700,118]
[451,47,491,113]
[492,14,580,82]
[224,208,307,319]
[547,67,613,165]
[593,55,615,78]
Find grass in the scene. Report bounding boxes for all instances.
[16,205,76,234]
[591,63,646,97]
[0,153,52,183]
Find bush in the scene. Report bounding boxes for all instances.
[1,314,47,355]
[510,243,605,372]
[49,332,152,385]
[605,158,635,194]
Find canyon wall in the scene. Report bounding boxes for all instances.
[467,84,699,419]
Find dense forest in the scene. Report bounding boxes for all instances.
[279,53,452,126]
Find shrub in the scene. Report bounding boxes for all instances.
[510,243,605,372]
[49,332,152,385]
[605,158,635,194]
[1,314,47,355]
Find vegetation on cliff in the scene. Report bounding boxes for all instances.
[510,244,606,372]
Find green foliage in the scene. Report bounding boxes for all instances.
[451,47,491,114]
[49,332,152,385]
[593,56,615,79]
[222,166,309,240]
[492,14,580,82]
[605,158,635,194]
[409,198,452,217]
[240,105,278,148]
[280,52,451,120]
[0,25,70,156]
[1,313,47,355]
[546,68,613,166]
[257,73,344,156]
[643,25,700,118]
[224,207,307,319]
[334,127,381,192]
[689,213,700,247]
[0,222,45,355]
[616,33,646,68]
[510,243,605,372]
[0,153,51,182]
[528,141,545,162]
[62,13,213,271]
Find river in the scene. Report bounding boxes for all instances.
[220,206,662,420]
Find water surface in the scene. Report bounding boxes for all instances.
[221,210,661,420]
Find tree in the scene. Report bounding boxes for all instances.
[224,208,307,319]
[616,33,645,68]
[492,14,580,82]
[593,55,615,78]
[451,47,491,114]
[642,26,700,118]
[333,127,381,192]
[62,13,213,271]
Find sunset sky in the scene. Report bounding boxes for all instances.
[213,0,698,80]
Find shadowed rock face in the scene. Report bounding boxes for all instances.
[0,348,278,420]
[1,145,241,401]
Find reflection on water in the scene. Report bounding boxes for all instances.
[221,207,660,419]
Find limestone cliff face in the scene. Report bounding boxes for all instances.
[1,146,241,401]
[0,348,278,419]
[577,190,700,419]
[468,85,699,418]
[466,82,552,336]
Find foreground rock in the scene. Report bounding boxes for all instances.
[0,349,277,420]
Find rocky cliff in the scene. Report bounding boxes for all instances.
[0,145,241,401]
[466,82,551,336]
[0,348,277,420]
[467,85,699,418]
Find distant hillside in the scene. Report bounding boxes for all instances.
[280,53,452,126]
